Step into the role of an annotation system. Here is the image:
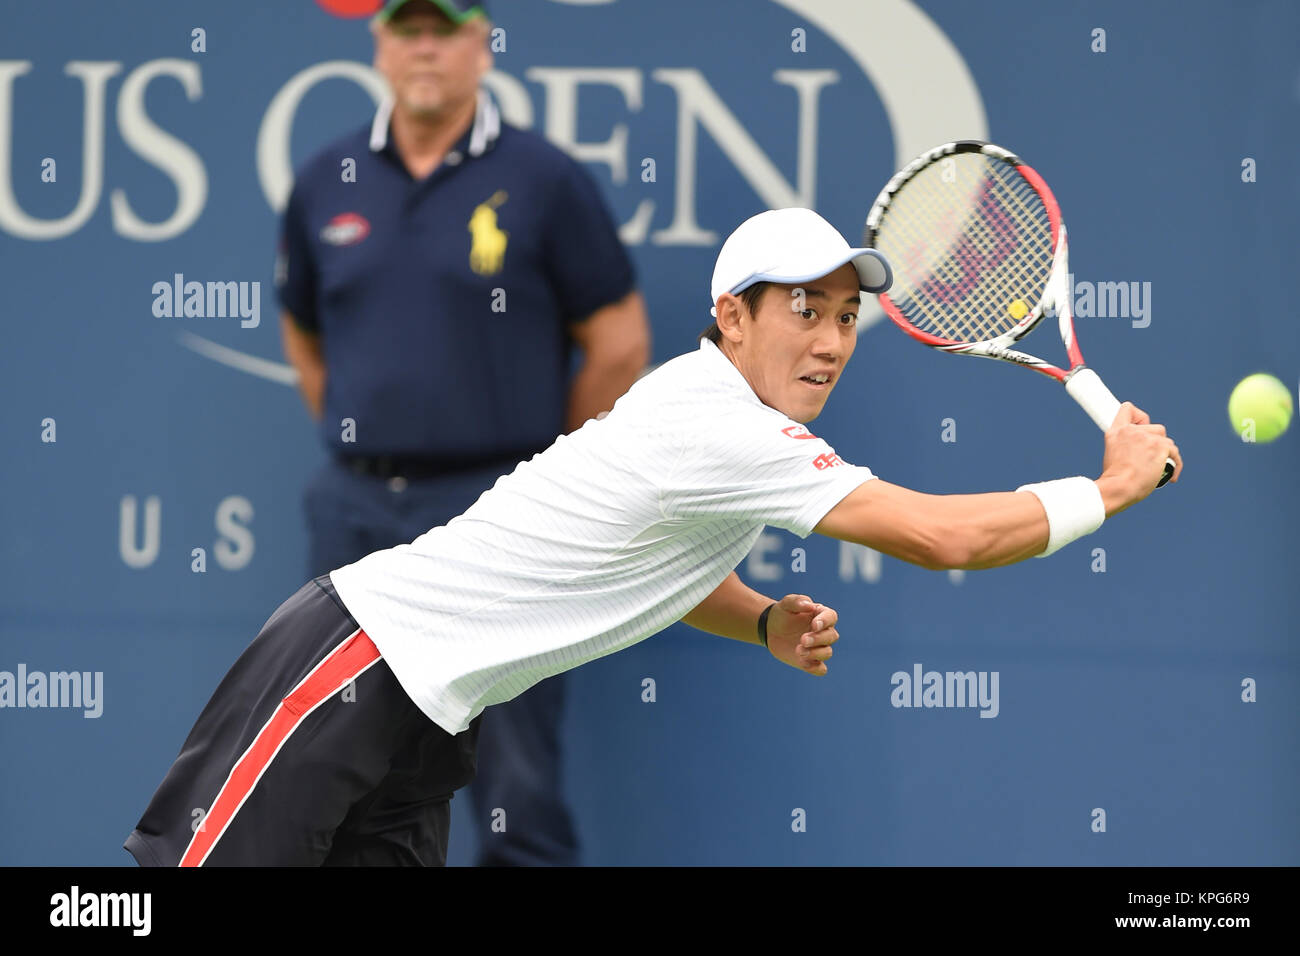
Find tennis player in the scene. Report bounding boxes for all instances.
[125,207,1181,866]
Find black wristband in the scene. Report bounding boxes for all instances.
[757,603,776,648]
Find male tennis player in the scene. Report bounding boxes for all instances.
[125,207,1181,866]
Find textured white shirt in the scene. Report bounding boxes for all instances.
[330,338,876,733]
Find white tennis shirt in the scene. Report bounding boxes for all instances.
[330,338,876,734]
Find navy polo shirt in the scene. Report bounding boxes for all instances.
[276,91,636,460]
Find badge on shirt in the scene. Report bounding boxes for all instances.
[469,191,509,275]
[320,212,371,247]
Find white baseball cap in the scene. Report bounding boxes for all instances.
[710,207,892,317]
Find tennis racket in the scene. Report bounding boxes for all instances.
[863,140,1174,488]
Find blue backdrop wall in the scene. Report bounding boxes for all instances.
[1,0,1296,865]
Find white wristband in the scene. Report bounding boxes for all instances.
[1015,477,1105,558]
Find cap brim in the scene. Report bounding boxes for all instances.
[849,248,892,294]
[379,0,485,23]
[732,248,893,296]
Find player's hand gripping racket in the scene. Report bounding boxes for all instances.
[864,140,1174,488]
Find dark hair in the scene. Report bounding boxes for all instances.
[699,282,770,344]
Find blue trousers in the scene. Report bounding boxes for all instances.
[304,456,579,866]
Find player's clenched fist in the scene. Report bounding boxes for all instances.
[1099,402,1183,513]
[764,594,840,676]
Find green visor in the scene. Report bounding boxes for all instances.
[377,0,487,24]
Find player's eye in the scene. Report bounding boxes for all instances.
[839,312,858,326]
[799,309,817,320]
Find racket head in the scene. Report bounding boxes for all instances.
[864,141,1062,349]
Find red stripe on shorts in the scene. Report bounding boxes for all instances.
[179,628,381,867]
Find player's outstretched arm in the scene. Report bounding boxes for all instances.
[681,573,840,676]
[814,480,1050,571]
[814,402,1182,571]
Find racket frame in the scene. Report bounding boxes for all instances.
[864,139,1172,486]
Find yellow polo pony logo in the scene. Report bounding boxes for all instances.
[468,190,509,275]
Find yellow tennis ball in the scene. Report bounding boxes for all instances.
[1228,373,1293,443]
[1007,299,1028,320]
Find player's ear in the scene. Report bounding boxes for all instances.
[714,294,745,344]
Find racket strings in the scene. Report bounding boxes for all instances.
[887,162,1044,340]
[902,169,1046,340]
[874,154,1054,343]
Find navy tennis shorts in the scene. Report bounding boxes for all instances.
[125,574,480,866]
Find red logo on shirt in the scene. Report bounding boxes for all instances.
[782,424,819,440]
[812,452,844,471]
[321,213,371,247]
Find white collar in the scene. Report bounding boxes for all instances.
[698,337,765,407]
[369,87,501,157]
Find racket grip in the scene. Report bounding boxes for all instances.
[1064,367,1175,489]
[1065,367,1121,430]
